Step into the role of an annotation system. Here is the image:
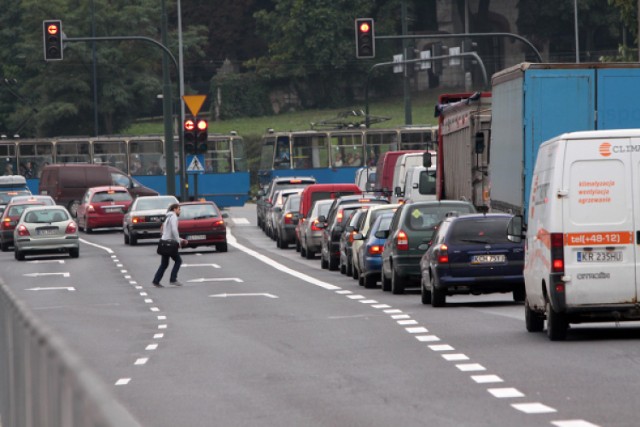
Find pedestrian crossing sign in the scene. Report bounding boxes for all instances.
[186,155,205,174]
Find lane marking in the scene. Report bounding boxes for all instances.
[154,333,164,339]
[27,260,65,264]
[511,403,557,414]
[115,378,131,385]
[405,327,429,334]
[471,375,504,384]
[336,290,352,294]
[429,344,454,351]
[80,238,113,254]
[188,277,243,283]
[384,309,403,314]
[552,421,600,427]
[134,358,148,365]
[392,314,411,320]
[487,388,524,398]
[398,320,418,325]
[415,335,440,342]
[25,286,76,291]
[372,304,391,309]
[359,299,378,304]
[146,344,158,351]
[456,363,486,372]
[209,293,278,299]
[442,354,469,362]
[23,272,70,278]
[347,294,365,300]
[183,263,221,268]
[231,218,250,225]
[157,316,166,320]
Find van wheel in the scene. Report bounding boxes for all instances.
[513,285,526,303]
[525,299,544,332]
[546,302,568,341]
[391,267,405,295]
[68,200,80,217]
[421,277,431,305]
[430,275,446,307]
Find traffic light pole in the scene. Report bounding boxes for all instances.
[64,35,181,197]
[364,52,488,128]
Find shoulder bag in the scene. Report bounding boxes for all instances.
[157,239,179,256]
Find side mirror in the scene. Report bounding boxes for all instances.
[394,186,403,197]
[317,215,326,223]
[273,207,282,213]
[222,212,229,219]
[423,152,433,168]
[353,233,364,241]
[315,221,326,229]
[507,215,524,243]
[475,132,486,154]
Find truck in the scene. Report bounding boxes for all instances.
[435,92,491,210]
[489,62,640,220]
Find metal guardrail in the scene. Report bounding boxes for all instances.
[0,279,141,427]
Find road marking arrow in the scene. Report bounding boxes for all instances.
[26,287,76,291]
[209,293,278,299]
[182,264,221,268]
[188,277,243,283]
[23,272,70,278]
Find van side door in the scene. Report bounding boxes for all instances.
[562,137,636,306]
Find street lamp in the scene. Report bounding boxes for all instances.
[574,0,579,63]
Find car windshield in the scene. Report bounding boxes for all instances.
[93,191,132,202]
[0,191,31,204]
[9,204,44,217]
[180,204,219,220]
[135,197,176,211]
[405,204,475,231]
[24,209,69,223]
[449,217,511,244]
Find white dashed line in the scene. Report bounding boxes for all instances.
[456,363,486,372]
[442,353,470,361]
[146,344,158,351]
[384,309,403,314]
[429,344,455,351]
[130,281,137,285]
[392,314,411,320]
[154,333,164,339]
[398,320,418,325]
[552,421,600,427]
[116,264,123,267]
[120,270,127,273]
[511,403,557,414]
[158,324,167,329]
[157,315,167,320]
[415,335,440,342]
[372,304,391,309]
[471,375,504,384]
[115,378,130,385]
[359,299,378,304]
[487,388,524,398]
[144,299,153,304]
[347,295,365,300]
[336,290,352,294]
[140,292,148,296]
[405,327,429,334]
[134,358,149,365]
[150,307,160,312]
[124,275,131,279]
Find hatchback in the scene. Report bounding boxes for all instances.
[351,204,400,281]
[123,195,179,245]
[338,208,368,276]
[381,200,476,294]
[178,201,228,252]
[14,205,79,260]
[76,186,133,233]
[0,201,47,251]
[354,212,395,288]
[419,213,525,307]
[274,193,301,249]
[298,199,333,259]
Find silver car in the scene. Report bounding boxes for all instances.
[14,205,79,260]
[123,195,179,245]
[298,199,333,259]
[351,204,400,281]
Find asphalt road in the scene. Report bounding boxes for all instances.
[2,203,640,427]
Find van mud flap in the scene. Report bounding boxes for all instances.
[548,272,567,312]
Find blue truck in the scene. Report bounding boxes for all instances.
[488,63,640,220]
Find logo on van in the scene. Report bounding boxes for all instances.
[599,142,612,157]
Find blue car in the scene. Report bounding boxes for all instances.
[419,213,525,307]
[354,212,395,289]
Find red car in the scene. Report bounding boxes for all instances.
[0,201,47,251]
[178,201,228,252]
[76,186,133,233]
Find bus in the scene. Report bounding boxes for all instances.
[257,126,438,187]
[0,133,249,208]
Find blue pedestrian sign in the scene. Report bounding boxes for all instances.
[186,155,205,174]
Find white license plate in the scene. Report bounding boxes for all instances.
[577,251,623,262]
[149,216,163,222]
[187,234,206,240]
[471,254,505,264]
[37,229,58,236]
[105,207,122,213]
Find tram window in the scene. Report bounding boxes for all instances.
[231,138,247,172]
[93,140,127,172]
[259,138,276,170]
[18,142,53,178]
[330,133,363,168]
[275,137,291,169]
[400,129,438,151]
[130,139,163,175]
[202,138,232,173]
[366,131,398,166]
[56,141,90,164]
[0,143,17,176]
[292,134,328,169]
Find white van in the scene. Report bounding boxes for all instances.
[390,152,425,202]
[402,165,436,203]
[511,129,640,341]
[354,166,376,192]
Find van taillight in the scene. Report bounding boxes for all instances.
[284,213,293,224]
[551,233,564,273]
[397,230,409,251]
[437,244,449,263]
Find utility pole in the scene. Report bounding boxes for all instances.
[401,0,412,125]
[160,0,176,196]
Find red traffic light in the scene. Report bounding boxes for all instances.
[196,119,208,131]
[47,24,59,35]
[184,119,195,131]
[359,22,370,34]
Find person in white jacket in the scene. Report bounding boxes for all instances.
[152,203,187,287]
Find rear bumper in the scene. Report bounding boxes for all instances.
[88,214,125,229]
[435,272,524,294]
[392,254,423,279]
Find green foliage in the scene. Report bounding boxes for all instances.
[210,73,273,119]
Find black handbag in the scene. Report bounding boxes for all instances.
[157,239,179,256]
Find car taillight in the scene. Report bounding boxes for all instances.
[66,222,77,234]
[348,230,356,243]
[368,245,383,255]
[87,204,95,212]
[17,224,29,236]
[132,217,144,223]
[311,220,322,231]
[1,218,12,229]
[337,209,343,222]
[551,232,564,273]
[284,213,293,225]
[214,220,225,226]
[436,244,449,264]
[397,230,409,251]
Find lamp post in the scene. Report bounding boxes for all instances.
[574,0,580,63]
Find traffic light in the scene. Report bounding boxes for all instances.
[43,20,63,61]
[196,118,208,153]
[355,18,375,59]
[184,118,196,154]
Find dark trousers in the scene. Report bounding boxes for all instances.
[153,252,182,283]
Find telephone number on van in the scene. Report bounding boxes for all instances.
[577,251,622,262]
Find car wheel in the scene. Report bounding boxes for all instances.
[430,274,446,307]
[352,262,359,280]
[513,285,526,303]
[364,273,377,289]
[320,252,328,269]
[15,250,25,261]
[280,237,288,249]
[1,241,9,252]
[124,230,130,245]
[339,258,346,275]
[346,259,353,277]
[546,301,567,341]
[525,298,544,333]
[84,218,92,233]
[421,277,431,305]
[216,243,228,253]
[68,200,80,218]
[300,244,307,258]
[69,247,80,258]
[305,248,315,259]
[381,269,391,292]
[391,267,405,295]
[130,233,138,246]
[328,254,339,271]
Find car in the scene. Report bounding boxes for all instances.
[419,213,525,307]
[351,204,400,281]
[122,195,179,245]
[319,199,388,271]
[274,192,301,249]
[178,201,228,252]
[256,176,316,230]
[0,200,48,251]
[338,208,369,276]
[266,188,303,240]
[9,195,56,205]
[13,205,79,260]
[298,199,333,259]
[76,186,133,233]
[381,200,477,294]
[354,212,395,288]
[0,175,31,212]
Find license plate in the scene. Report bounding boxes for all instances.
[471,254,505,264]
[149,216,163,222]
[105,207,122,213]
[577,251,623,262]
[187,234,206,240]
[37,228,58,236]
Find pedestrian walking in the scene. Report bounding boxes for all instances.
[152,203,187,287]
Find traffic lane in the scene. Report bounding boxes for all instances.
[104,237,549,427]
[0,234,158,383]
